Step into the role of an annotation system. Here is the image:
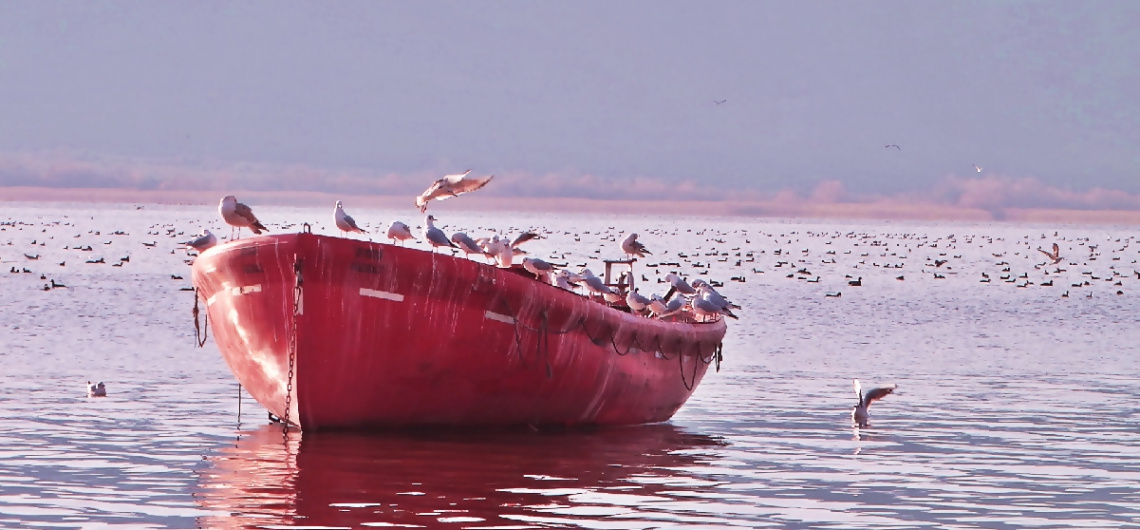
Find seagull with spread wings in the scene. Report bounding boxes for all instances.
[852,379,897,428]
[415,170,494,212]
[1038,243,1062,264]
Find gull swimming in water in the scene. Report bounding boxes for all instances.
[423,215,458,252]
[621,233,651,258]
[334,201,367,234]
[87,381,107,398]
[219,196,267,239]
[852,379,897,428]
[415,170,495,212]
[183,230,217,253]
[386,221,414,245]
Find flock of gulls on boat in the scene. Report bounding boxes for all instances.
[203,171,743,324]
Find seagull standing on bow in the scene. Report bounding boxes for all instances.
[451,232,489,259]
[386,221,414,245]
[423,215,458,253]
[334,201,367,234]
[415,170,495,212]
[852,379,897,428]
[522,257,558,283]
[219,196,268,239]
[621,233,651,259]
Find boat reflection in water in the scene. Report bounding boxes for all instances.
[197,423,728,529]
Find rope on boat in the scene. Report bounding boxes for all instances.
[496,295,722,388]
[192,287,210,347]
[282,258,303,437]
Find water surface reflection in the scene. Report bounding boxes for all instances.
[197,424,729,528]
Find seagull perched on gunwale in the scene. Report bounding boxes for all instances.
[621,233,651,258]
[423,215,458,252]
[852,379,896,428]
[386,221,414,245]
[333,201,367,234]
[183,230,217,253]
[415,170,494,212]
[219,195,267,239]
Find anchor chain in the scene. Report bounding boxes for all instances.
[283,258,303,436]
[192,287,210,347]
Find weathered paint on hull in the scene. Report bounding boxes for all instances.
[192,233,725,431]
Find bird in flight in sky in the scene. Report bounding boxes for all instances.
[973,164,983,173]
[713,99,727,105]
[884,144,901,150]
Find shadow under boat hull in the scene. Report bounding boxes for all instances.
[192,233,726,431]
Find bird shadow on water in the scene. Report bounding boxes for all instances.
[195,422,731,529]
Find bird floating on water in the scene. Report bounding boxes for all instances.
[87,381,107,398]
[219,196,267,239]
[334,201,367,234]
[415,170,494,212]
[852,379,896,428]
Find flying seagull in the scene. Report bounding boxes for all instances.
[852,379,897,428]
[334,201,367,234]
[713,99,727,105]
[885,144,901,150]
[219,195,267,239]
[415,170,494,212]
[973,164,983,173]
[1038,243,1062,264]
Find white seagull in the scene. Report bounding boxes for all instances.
[451,232,489,259]
[522,257,558,283]
[334,201,367,234]
[87,381,107,398]
[219,196,267,239]
[973,164,983,173]
[852,379,897,428]
[386,221,414,245]
[183,230,217,253]
[415,170,494,212]
[423,215,458,252]
[621,233,651,258]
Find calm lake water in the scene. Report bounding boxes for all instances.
[1,202,1138,529]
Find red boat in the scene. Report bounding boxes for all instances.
[191,231,726,431]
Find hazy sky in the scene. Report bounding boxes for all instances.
[1,1,1138,200]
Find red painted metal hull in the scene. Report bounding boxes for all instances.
[192,233,725,431]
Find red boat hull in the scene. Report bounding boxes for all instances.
[192,233,725,430]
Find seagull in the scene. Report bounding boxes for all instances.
[693,286,738,321]
[574,268,615,297]
[183,230,217,253]
[554,269,577,291]
[973,164,983,173]
[87,381,107,398]
[386,221,414,246]
[885,144,901,150]
[508,232,541,255]
[713,99,727,105]
[451,232,489,259]
[415,170,494,212]
[219,196,267,239]
[334,201,367,234]
[692,279,740,309]
[621,233,651,258]
[852,379,896,428]
[522,257,558,283]
[1038,243,1062,264]
[664,272,697,299]
[423,215,458,252]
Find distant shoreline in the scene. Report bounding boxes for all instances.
[3,185,1140,225]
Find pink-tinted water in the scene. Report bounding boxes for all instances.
[1,203,1138,528]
